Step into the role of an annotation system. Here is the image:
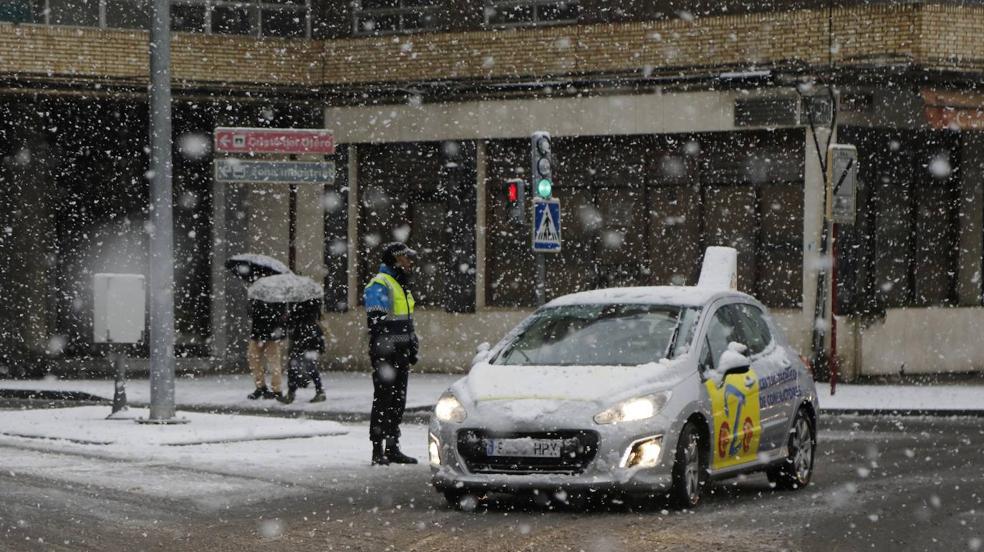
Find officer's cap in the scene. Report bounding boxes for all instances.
[381,242,417,266]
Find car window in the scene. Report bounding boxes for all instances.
[700,306,736,371]
[735,303,773,355]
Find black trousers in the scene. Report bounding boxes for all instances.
[370,352,411,443]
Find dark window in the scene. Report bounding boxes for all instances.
[212,5,254,35]
[261,7,305,37]
[701,307,737,372]
[485,0,579,27]
[485,130,803,309]
[0,0,42,24]
[352,0,441,35]
[172,4,207,33]
[107,0,151,29]
[731,304,772,356]
[50,0,100,26]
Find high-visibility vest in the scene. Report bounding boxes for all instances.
[366,272,415,323]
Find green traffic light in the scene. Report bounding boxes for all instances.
[536,178,552,198]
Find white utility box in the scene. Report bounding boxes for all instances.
[93,273,146,344]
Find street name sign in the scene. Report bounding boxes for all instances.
[532,198,562,252]
[214,127,335,155]
[214,159,336,185]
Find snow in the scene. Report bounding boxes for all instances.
[545,286,726,308]
[465,362,680,403]
[0,406,348,446]
[248,272,323,303]
[696,245,738,291]
[226,253,289,275]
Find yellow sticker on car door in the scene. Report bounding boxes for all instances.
[705,369,762,470]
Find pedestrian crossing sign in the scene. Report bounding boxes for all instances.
[532,198,561,252]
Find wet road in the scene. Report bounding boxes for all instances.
[1,414,981,552]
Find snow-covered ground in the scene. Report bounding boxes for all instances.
[0,406,429,511]
[0,373,980,510]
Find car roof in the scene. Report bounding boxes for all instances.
[543,286,752,309]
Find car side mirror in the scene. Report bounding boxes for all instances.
[706,345,751,387]
[718,348,751,376]
[471,341,491,366]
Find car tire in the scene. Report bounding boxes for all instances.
[670,421,707,509]
[767,407,816,490]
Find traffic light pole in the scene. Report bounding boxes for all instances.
[535,253,545,306]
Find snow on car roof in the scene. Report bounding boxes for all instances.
[544,286,741,308]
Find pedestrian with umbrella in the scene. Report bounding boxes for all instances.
[225,254,291,400]
[247,273,327,405]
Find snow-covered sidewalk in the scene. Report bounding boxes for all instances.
[1,372,982,415]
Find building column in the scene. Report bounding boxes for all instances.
[346,144,360,309]
[958,132,984,306]
[475,140,487,310]
[802,127,832,352]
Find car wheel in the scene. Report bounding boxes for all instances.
[768,407,816,490]
[670,421,706,509]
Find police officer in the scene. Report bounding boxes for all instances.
[364,242,419,465]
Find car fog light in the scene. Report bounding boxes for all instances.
[622,436,663,468]
[428,433,441,466]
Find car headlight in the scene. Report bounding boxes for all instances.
[594,392,671,425]
[434,393,467,423]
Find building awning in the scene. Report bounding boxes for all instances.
[923,89,984,130]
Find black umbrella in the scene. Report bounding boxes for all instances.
[224,253,290,283]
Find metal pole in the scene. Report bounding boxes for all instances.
[147,0,177,422]
[535,253,545,306]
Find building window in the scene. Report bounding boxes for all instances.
[485,130,804,309]
[49,0,100,26]
[212,4,255,35]
[357,142,449,308]
[0,0,43,24]
[352,0,442,36]
[484,0,579,27]
[172,3,207,33]
[106,0,150,29]
[27,0,309,37]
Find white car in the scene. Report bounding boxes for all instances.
[429,248,818,509]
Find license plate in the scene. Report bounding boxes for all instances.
[486,438,562,458]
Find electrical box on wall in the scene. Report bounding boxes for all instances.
[93,273,146,344]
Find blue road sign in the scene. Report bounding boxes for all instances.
[532,198,561,252]
[214,158,335,184]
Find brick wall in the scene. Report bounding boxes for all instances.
[1,4,982,91]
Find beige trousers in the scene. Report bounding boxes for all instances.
[247,339,283,393]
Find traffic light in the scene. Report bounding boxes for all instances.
[531,131,553,199]
[503,178,525,224]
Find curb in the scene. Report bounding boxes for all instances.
[819,408,984,417]
[3,390,982,419]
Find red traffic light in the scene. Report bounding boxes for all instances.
[507,181,519,202]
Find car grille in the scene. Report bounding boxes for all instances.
[456,429,599,475]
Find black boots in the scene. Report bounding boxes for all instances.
[247,386,267,400]
[385,439,418,464]
[371,441,389,465]
[371,439,418,465]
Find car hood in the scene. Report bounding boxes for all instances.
[465,361,683,405]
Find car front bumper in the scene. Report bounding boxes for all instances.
[428,418,679,496]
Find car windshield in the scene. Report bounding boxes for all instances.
[493,304,699,366]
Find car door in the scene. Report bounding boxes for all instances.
[730,302,791,457]
[698,302,762,470]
